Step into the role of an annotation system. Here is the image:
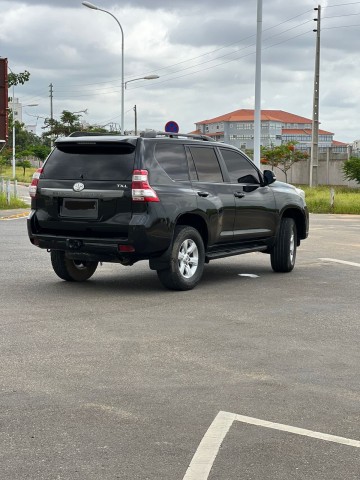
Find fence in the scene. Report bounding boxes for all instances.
[271,150,359,187]
[0,177,18,205]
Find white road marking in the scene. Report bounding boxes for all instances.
[319,258,360,268]
[183,411,235,480]
[238,274,259,278]
[182,411,360,480]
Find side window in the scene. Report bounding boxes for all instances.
[189,147,223,183]
[220,148,260,184]
[154,143,189,181]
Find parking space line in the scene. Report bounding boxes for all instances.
[183,411,360,480]
[183,411,235,480]
[319,258,360,268]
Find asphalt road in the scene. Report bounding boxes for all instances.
[0,214,359,479]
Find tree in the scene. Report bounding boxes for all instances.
[343,157,360,184]
[17,158,32,176]
[8,70,31,88]
[261,142,309,182]
[30,145,51,162]
[42,110,113,139]
[42,110,84,138]
[9,121,42,152]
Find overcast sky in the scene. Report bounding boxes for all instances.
[1,0,359,142]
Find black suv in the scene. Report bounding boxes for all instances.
[27,132,309,290]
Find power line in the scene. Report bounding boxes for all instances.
[323,23,360,28]
[56,20,312,97]
[326,1,360,7]
[55,7,314,90]
[54,28,313,99]
[323,12,360,18]
[55,18,313,96]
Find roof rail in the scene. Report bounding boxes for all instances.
[68,131,121,137]
[140,130,214,142]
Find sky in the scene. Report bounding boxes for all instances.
[1,0,360,143]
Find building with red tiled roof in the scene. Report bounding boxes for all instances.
[194,109,347,152]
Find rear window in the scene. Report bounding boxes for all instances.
[42,142,136,180]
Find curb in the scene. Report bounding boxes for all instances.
[0,209,31,220]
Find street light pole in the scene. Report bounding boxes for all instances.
[11,99,38,179]
[125,76,159,135]
[12,83,15,179]
[82,1,125,134]
[124,75,159,89]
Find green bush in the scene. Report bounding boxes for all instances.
[343,157,360,184]
[0,193,29,209]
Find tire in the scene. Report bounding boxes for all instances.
[157,226,205,291]
[271,217,297,272]
[50,250,98,282]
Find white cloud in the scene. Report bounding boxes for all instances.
[1,0,359,142]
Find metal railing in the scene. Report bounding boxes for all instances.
[0,177,18,205]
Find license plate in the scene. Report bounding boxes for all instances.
[60,198,98,218]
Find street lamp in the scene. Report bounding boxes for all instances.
[125,75,159,135]
[11,100,38,179]
[125,75,159,89]
[82,1,125,134]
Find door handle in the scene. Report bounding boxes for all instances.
[197,191,210,197]
[234,191,245,198]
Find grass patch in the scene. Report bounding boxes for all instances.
[297,186,360,214]
[0,193,29,209]
[0,165,37,183]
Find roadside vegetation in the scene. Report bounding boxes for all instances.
[0,165,37,183]
[297,186,360,214]
[1,73,359,213]
[0,193,29,210]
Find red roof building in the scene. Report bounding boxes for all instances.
[194,109,347,152]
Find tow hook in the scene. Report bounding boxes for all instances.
[66,239,83,250]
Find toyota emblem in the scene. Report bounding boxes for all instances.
[73,182,85,192]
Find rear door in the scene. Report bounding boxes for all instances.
[36,140,136,236]
[218,147,277,241]
[187,145,236,246]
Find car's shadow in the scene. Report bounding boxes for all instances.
[29,255,275,296]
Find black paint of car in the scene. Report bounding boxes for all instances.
[27,131,309,290]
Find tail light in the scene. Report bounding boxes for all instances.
[29,168,43,198]
[132,170,159,202]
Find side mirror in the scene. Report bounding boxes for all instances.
[263,169,276,185]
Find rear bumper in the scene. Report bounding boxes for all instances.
[27,209,172,262]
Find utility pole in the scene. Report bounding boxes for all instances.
[49,83,54,147]
[134,105,137,135]
[310,5,321,187]
[253,0,263,168]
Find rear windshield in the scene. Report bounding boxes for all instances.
[42,142,136,180]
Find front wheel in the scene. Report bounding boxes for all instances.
[50,250,98,282]
[157,226,205,291]
[271,217,297,272]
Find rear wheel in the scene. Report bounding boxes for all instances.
[271,217,297,272]
[157,226,205,291]
[50,250,98,281]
